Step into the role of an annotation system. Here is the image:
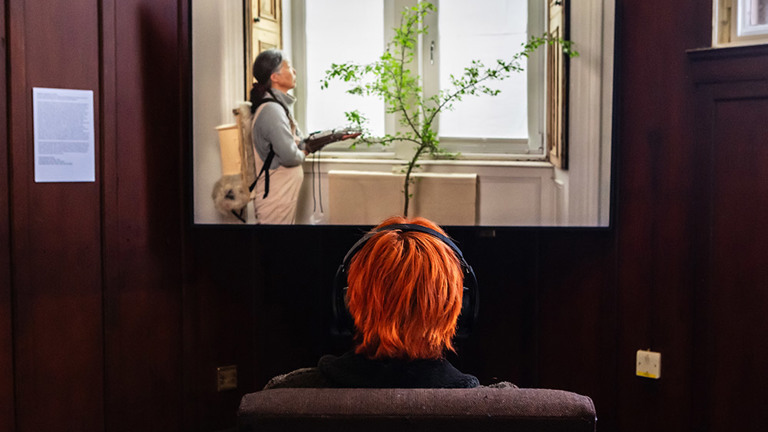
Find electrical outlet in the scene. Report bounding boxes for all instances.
[636,350,661,379]
[217,365,237,391]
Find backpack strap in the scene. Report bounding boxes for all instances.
[250,99,281,199]
[250,145,275,199]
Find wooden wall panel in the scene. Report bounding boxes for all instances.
[708,94,768,431]
[536,230,618,430]
[690,47,768,430]
[611,1,710,431]
[7,0,105,431]
[0,0,15,429]
[183,229,260,431]
[101,1,185,431]
[446,229,539,388]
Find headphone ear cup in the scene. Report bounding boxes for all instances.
[456,265,479,338]
[331,264,354,336]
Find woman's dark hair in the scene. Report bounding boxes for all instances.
[250,49,292,122]
[252,48,284,88]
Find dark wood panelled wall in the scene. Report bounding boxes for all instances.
[4,0,187,431]
[1,1,12,431]
[8,2,104,431]
[3,0,768,431]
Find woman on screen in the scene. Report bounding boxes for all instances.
[249,49,306,224]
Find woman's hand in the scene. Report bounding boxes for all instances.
[341,132,362,140]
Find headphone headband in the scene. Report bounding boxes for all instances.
[341,223,469,271]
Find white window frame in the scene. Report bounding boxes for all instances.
[423,0,547,157]
[288,0,615,226]
[714,0,768,46]
[291,0,547,159]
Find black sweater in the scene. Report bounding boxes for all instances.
[264,351,481,389]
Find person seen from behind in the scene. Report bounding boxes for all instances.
[264,216,513,389]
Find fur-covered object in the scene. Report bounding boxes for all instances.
[210,102,256,223]
[212,174,250,222]
[236,102,257,189]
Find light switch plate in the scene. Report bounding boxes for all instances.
[636,350,661,379]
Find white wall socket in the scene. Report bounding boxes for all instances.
[636,350,661,379]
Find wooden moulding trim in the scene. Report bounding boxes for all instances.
[687,44,768,84]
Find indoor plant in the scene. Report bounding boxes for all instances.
[322,2,577,216]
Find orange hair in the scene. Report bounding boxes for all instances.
[346,216,464,360]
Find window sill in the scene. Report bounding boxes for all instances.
[298,153,558,226]
[307,153,551,169]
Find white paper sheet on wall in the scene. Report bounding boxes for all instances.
[33,87,95,183]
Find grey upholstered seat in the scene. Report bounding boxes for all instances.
[238,387,596,432]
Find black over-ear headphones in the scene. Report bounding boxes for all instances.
[331,224,479,337]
